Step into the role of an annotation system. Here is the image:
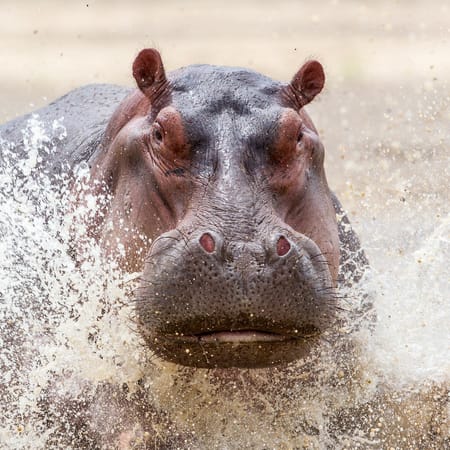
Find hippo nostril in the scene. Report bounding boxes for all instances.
[276,235,291,257]
[199,232,216,253]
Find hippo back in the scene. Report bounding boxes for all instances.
[0,84,131,176]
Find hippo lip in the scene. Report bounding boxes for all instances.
[163,326,320,344]
[196,331,293,343]
[150,326,321,368]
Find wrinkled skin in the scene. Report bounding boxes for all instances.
[87,49,342,368]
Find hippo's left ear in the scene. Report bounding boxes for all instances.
[132,48,168,100]
[285,60,325,108]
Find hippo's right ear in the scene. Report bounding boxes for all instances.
[132,48,168,100]
[285,60,325,108]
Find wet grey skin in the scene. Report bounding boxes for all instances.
[0,55,368,369]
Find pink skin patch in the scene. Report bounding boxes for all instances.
[276,235,291,256]
[198,331,291,343]
[199,232,215,253]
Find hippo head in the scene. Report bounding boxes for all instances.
[89,49,340,368]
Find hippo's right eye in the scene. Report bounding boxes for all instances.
[147,108,189,159]
[152,123,164,144]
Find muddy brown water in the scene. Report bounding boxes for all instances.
[0,1,449,448]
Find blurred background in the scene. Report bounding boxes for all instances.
[2,0,450,116]
[1,0,449,117]
[1,0,449,263]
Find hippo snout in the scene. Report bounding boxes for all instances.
[136,226,337,368]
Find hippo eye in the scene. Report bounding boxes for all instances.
[152,123,164,144]
[297,130,304,143]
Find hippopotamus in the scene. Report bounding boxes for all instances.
[98,49,345,369]
[1,49,375,447]
[3,48,367,369]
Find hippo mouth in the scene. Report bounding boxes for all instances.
[167,326,319,343]
[192,330,297,343]
[148,325,321,369]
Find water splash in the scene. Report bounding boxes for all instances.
[0,116,148,448]
[367,214,450,387]
[0,116,448,449]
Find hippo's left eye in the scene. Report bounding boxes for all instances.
[297,130,304,143]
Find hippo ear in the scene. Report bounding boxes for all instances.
[288,60,325,108]
[132,48,168,100]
